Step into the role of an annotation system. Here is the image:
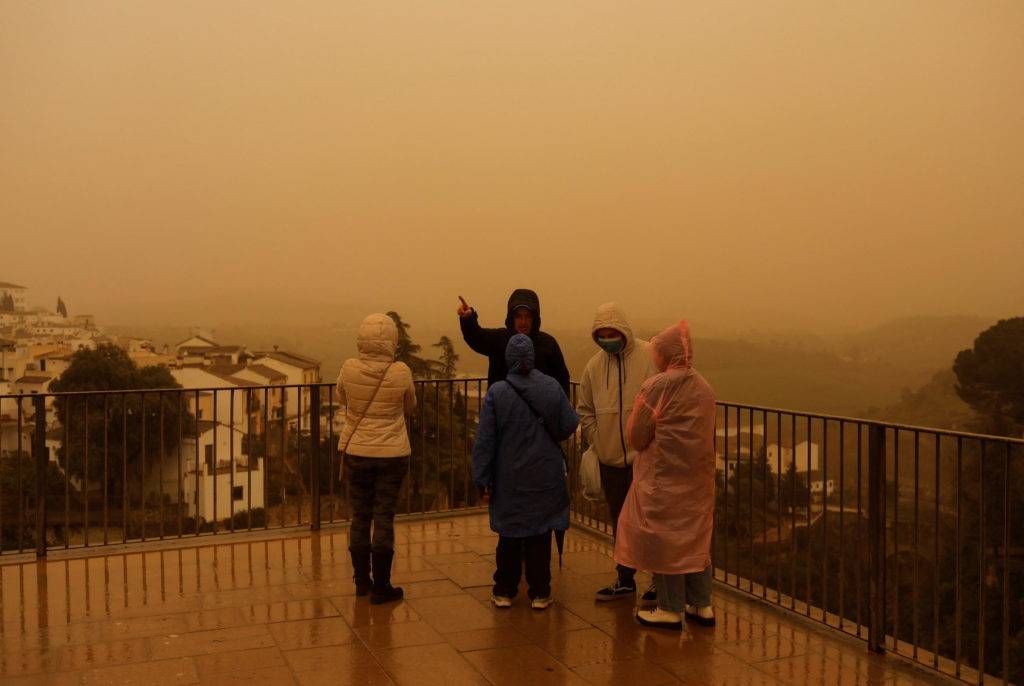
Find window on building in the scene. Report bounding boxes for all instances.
[232,486,244,501]
[204,445,214,469]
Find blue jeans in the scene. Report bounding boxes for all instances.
[653,564,713,613]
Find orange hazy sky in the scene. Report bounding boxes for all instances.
[2,1,1022,332]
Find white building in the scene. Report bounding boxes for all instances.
[0,282,29,312]
[250,350,322,429]
[148,424,265,523]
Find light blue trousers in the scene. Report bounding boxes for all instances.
[652,564,713,613]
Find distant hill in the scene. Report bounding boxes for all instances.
[107,314,997,423]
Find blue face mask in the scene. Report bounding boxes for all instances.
[596,336,626,355]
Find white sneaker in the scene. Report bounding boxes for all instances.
[531,595,553,610]
[684,604,716,626]
[491,594,512,608]
[635,607,683,629]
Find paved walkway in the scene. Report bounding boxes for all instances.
[0,514,949,685]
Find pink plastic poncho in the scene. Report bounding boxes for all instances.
[613,320,717,575]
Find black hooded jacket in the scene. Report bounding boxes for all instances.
[459,289,571,395]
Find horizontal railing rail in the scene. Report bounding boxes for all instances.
[1,380,1019,684]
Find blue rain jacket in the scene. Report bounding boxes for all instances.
[472,335,580,538]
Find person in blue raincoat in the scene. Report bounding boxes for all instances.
[472,334,579,610]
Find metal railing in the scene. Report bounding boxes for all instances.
[1,380,1020,684]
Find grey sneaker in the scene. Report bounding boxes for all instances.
[594,579,636,601]
[491,594,512,608]
[531,595,554,610]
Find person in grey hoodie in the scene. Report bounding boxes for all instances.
[577,303,658,602]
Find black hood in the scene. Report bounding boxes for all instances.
[504,288,541,334]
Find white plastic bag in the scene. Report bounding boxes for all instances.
[580,446,602,501]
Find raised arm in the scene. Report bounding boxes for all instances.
[458,308,505,356]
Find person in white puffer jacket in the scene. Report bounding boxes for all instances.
[336,313,417,604]
[577,302,657,602]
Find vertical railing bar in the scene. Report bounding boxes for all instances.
[823,417,829,624]
[977,440,986,684]
[737,407,743,588]
[211,390,217,535]
[933,433,941,669]
[194,390,201,536]
[805,416,811,616]
[434,383,440,512]
[449,381,454,509]
[65,395,71,549]
[868,422,885,654]
[328,385,336,523]
[790,412,797,609]
[761,409,768,600]
[177,392,183,538]
[280,387,286,529]
[159,392,165,540]
[747,408,753,593]
[122,395,128,544]
[420,382,426,513]
[912,430,920,659]
[263,387,269,529]
[229,389,236,533]
[857,421,863,636]
[139,392,146,542]
[103,395,109,546]
[246,389,253,531]
[34,394,48,557]
[295,388,301,526]
[839,420,845,631]
[17,397,23,552]
[1001,442,1010,686]
[955,436,963,678]
[723,405,729,584]
[776,411,782,602]
[84,398,90,547]
[463,380,469,509]
[893,429,900,651]
[310,385,321,531]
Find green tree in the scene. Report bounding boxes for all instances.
[49,345,191,498]
[386,311,433,377]
[432,335,459,378]
[954,317,1024,436]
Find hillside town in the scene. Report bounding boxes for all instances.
[1,279,324,526]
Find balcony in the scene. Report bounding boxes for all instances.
[1,380,1021,685]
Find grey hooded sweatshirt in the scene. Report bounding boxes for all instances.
[576,303,657,467]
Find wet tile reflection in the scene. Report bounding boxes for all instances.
[0,514,944,685]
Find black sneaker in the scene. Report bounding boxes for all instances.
[594,580,636,601]
[638,584,658,608]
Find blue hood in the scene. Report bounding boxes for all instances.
[505,334,535,375]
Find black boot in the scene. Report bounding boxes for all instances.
[370,549,404,605]
[350,546,372,597]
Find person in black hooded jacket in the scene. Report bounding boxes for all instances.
[457,289,571,396]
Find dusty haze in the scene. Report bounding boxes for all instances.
[2,1,1022,335]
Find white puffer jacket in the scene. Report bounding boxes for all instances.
[336,314,417,458]
[577,303,657,467]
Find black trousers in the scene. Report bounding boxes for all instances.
[345,454,409,553]
[493,530,552,599]
[600,462,636,583]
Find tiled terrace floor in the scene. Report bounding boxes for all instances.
[1,513,949,686]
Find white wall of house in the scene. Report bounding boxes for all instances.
[150,429,265,523]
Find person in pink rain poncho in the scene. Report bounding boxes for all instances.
[613,320,718,629]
